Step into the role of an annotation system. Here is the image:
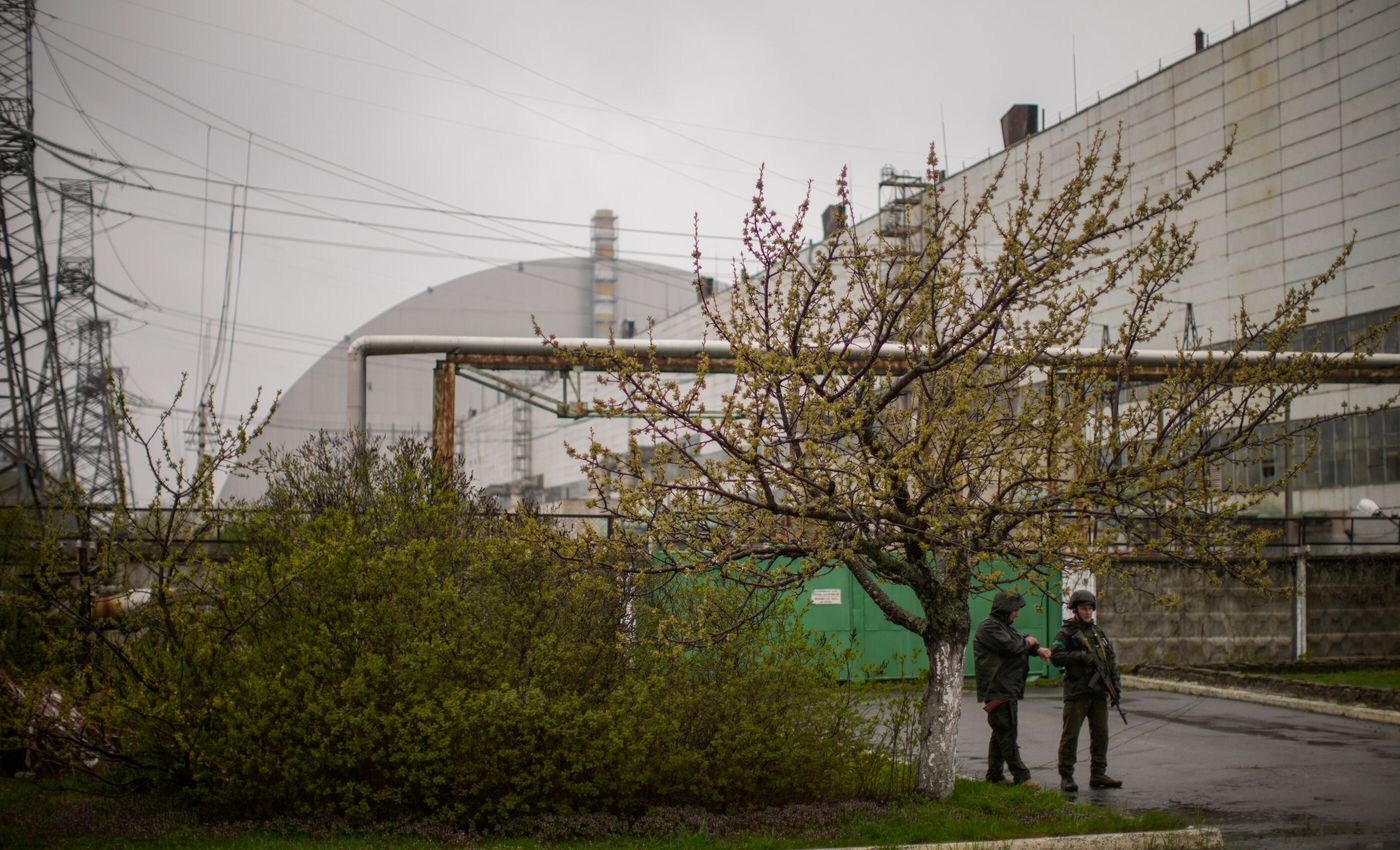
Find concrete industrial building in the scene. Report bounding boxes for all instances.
[222,0,1398,663]
[459,0,1400,523]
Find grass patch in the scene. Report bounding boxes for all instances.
[0,776,1185,850]
[1273,668,1400,690]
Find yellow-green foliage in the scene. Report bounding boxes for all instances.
[1,437,876,827]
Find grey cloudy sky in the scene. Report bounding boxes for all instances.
[34,0,1270,484]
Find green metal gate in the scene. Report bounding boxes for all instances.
[798,561,1062,681]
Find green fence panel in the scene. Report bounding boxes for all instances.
[798,561,1061,681]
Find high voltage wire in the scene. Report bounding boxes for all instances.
[33,141,695,253]
[45,179,715,270]
[33,32,635,254]
[375,0,798,186]
[33,21,769,291]
[33,133,736,289]
[42,13,776,184]
[31,126,745,242]
[97,283,337,349]
[39,159,725,257]
[96,212,690,372]
[34,24,152,189]
[81,191,702,350]
[33,33,732,296]
[289,0,749,204]
[93,0,456,86]
[80,0,922,163]
[102,232,697,368]
[29,6,742,429]
[33,86,565,260]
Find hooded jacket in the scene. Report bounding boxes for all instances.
[1049,617,1121,701]
[973,606,1037,702]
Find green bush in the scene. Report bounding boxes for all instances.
[2,436,884,827]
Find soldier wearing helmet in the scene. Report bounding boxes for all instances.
[1049,588,1123,793]
[973,590,1053,788]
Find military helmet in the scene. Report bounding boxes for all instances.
[991,590,1026,614]
[1066,588,1097,610]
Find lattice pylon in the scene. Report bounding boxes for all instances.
[55,179,126,504]
[0,0,69,503]
[68,317,126,504]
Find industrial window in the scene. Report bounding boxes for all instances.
[1234,407,1400,491]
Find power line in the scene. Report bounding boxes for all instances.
[36,156,726,304]
[35,32,721,294]
[34,23,152,188]
[87,190,703,335]
[40,14,772,181]
[33,31,605,252]
[290,0,750,204]
[55,181,708,267]
[31,17,728,383]
[377,0,805,186]
[91,0,455,85]
[85,0,922,163]
[30,125,746,241]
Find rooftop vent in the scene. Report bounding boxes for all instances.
[821,204,845,240]
[1000,104,1040,148]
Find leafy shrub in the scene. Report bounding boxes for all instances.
[2,435,886,827]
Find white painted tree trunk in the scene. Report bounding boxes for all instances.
[915,637,965,800]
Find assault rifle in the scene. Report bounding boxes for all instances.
[1088,649,1128,725]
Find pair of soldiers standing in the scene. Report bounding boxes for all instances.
[971,588,1123,792]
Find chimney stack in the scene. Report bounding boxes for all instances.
[1000,104,1040,149]
[821,204,845,240]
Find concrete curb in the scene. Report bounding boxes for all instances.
[804,826,1222,849]
[1124,675,1400,726]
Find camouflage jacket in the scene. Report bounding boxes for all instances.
[1050,618,1121,702]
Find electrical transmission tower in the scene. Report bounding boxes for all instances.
[56,180,127,505]
[0,0,68,503]
[0,1,124,505]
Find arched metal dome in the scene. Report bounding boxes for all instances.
[220,255,695,501]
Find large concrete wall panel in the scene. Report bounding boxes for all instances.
[1102,555,1400,665]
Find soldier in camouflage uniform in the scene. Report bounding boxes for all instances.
[1049,588,1123,793]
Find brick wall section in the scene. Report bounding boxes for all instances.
[1100,554,1400,665]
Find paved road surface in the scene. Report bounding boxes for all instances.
[956,687,1400,849]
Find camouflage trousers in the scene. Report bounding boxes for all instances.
[1058,695,1109,778]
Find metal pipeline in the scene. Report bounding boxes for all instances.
[347,335,1400,433]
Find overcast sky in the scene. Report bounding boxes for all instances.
[33,0,1277,490]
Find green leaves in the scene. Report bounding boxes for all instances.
[2,435,878,825]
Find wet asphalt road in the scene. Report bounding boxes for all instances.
[955,687,1400,849]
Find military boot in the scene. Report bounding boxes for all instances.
[1089,773,1122,788]
[1060,775,1078,793]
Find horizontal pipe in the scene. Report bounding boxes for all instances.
[348,335,1400,433]
[348,336,732,433]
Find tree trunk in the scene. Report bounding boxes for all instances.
[914,634,965,800]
